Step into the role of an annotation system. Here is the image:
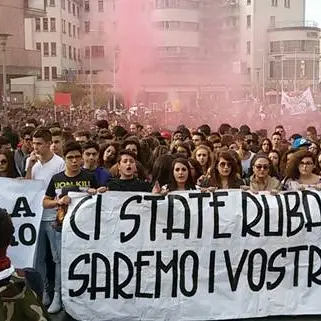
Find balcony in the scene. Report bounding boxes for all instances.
[24,0,46,18]
[268,20,319,30]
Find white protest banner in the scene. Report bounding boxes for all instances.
[1,178,45,268]
[281,87,316,115]
[62,190,321,321]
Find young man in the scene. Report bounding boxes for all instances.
[0,208,50,320]
[192,131,206,147]
[25,128,65,312]
[14,126,34,177]
[50,129,63,157]
[82,141,112,187]
[74,130,91,145]
[236,134,255,177]
[43,141,98,313]
[108,150,151,192]
[271,132,282,151]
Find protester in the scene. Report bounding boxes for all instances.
[246,154,281,192]
[0,208,50,320]
[43,140,99,313]
[283,150,321,190]
[0,150,18,178]
[25,128,65,312]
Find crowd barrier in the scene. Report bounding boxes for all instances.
[4,178,321,320]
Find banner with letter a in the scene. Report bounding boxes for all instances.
[1,178,45,268]
[62,190,321,321]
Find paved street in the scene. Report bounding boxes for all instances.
[51,314,321,321]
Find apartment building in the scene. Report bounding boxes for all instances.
[12,0,82,100]
[0,0,43,108]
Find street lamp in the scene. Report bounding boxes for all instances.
[0,33,12,125]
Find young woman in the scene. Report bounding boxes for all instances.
[192,144,212,174]
[268,149,282,179]
[0,150,17,178]
[188,158,203,185]
[283,150,321,190]
[205,151,244,190]
[259,138,273,155]
[172,142,191,159]
[100,142,120,170]
[168,158,195,191]
[246,154,281,192]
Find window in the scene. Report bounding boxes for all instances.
[49,0,55,6]
[62,44,67,58]
[69,45,72,59]
[76,6,79,17]
[43,42,49,56]
[84,0,90,11]
[78,48,81,61]
[35,18,41,31]
[52,67,57,80]
[98,0,104,12]
[43,18,48,31]
[73,25,76,38]
[284,0,290,8]
[246,41,251,54]
[246,15,251,28]
[44,67,50,80]
[77,27,80,39]
[61,0,65,9]
[85,21,90,33]
[247,0,251,4]
[68,0,71,12]
[272,0,278,6]
[61,19,66,33]
[36,42,41,51]
[50,18,56,31]
[72,3,76,15]
[73,47,77,60]
[68,22,72,36]
[91,45,105,58]
[51,42,57,56]
[270,16,275,28]
[85,46,90,57]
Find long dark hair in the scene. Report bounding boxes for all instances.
[285,150,316,180]
[0,150,17,178]
[169,158,195,191]
[208,151,241,188]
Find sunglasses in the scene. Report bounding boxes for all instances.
[0,159,8,165]
[255,164,269,170]
[219,162,231,168]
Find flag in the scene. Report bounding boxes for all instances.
[54,92,72,106]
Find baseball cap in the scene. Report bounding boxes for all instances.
[292,137,311,150]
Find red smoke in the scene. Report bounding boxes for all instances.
[115,0,153,107]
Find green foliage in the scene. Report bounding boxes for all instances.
[55,83,86,106]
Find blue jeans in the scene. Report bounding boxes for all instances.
[35,221,61,293]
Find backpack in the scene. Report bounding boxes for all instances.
[0,272,50,321]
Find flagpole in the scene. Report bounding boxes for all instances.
[294,48,297,91]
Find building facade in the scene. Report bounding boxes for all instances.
[0,0,43,108]
[13,0,82,101]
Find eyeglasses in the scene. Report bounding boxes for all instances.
[245,140,253,144]
[0,159,7,165]
[255,164,269,170]
[219,162,231,168]
[300,161,314,166]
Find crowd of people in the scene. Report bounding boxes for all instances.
[1,108,321,320]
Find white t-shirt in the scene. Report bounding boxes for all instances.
[241,152,255,176]
[27,154,65,221]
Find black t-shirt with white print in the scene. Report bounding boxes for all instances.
[46,169,98,199]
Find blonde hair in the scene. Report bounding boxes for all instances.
[192,144,213,172]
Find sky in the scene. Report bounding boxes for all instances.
[305,0,321,26]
